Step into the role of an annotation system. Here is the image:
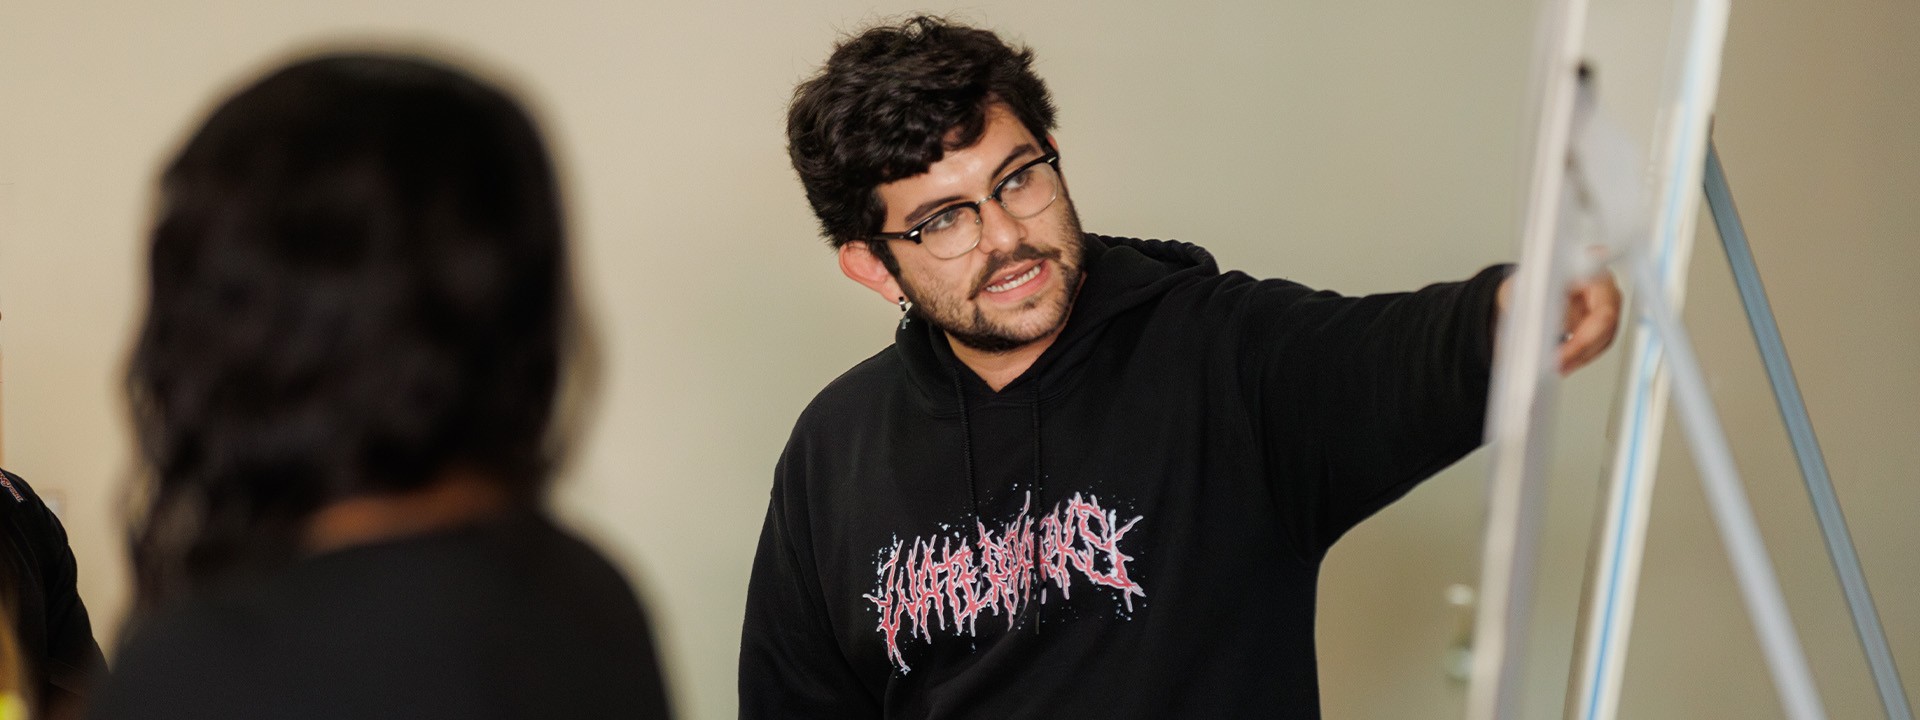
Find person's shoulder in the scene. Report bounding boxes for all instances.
[1130,266,1321,337]
[820,345,904,398]
[98,588,501,720]
[97,519,663,720]
[1087,234,1313,306]
[793,345,905,429]
[114,598,251,660]
[475,517,671,717]
[309,513,635,614]
[391,513,649,630]
[94,596,273,718]
[0,466,69,547]
[0,466,40,509]
[495,515,642,599]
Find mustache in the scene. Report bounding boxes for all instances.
[971,244,1062,296]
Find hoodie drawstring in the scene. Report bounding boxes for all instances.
[948,367,1049,632]
[1030,384,1045,631]
[950,370,982,525]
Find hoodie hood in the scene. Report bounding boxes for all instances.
[894,233,1218,413]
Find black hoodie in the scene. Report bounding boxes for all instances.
[741,234,1506,719]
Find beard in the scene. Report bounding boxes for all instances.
[897,202,1089,355]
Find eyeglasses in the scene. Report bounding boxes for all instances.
[869,152,1062,260]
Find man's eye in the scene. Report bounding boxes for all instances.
[1000,167,1032,192]
[923,208,964,234]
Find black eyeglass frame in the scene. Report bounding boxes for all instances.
[867,151,1062,256]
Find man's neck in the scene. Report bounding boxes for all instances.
[947,328,1061,392]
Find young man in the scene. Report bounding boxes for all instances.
[742,16,1620,718]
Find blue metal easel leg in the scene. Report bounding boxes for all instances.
[1703,138,1914,720]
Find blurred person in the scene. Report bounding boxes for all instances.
[90,53,670,720]
[0,468,107,719]
[740,15,1621,719]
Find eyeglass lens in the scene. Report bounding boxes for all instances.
[921,161,1059,259]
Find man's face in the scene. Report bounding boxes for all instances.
[873,104,1086,354]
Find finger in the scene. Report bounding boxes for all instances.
[1565,303,1616,371]
[1559,284,1622,374]
[1557,279,1617,372]
[1559,272,1620,362]
[1560,319,1616,373]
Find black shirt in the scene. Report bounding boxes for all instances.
[0,467,108,715]
[93,510,671,719]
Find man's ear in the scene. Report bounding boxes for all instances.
[839,242,905,302]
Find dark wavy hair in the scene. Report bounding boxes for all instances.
[787,15,1058,252]
[126,53,572,607]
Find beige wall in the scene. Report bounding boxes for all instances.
[1,1,1913,718]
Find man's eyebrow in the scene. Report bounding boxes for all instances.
[988,143,1041,185]
[901,194,968,229]
[900,142,1043,227]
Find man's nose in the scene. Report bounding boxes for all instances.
[974,200,1025,255]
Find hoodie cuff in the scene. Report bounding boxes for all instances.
[1469,263,1516,374]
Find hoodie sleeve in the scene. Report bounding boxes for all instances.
[1244,265,1508,560]
[738,445,881,719]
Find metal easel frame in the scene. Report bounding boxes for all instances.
[1559,140,1914,720]
[1465,0,1909,717]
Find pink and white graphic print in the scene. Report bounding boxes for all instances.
[863,492,1145,673]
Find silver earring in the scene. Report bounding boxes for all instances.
[898,297,914,329]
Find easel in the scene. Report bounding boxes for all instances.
[1462,0,1911,718]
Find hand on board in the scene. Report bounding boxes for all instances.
[1496,269,1623,375]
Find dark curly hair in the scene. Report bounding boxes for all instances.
[126,53,573,606]
[787,15,1058,253]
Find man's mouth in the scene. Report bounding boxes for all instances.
[983,261,1044,294]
